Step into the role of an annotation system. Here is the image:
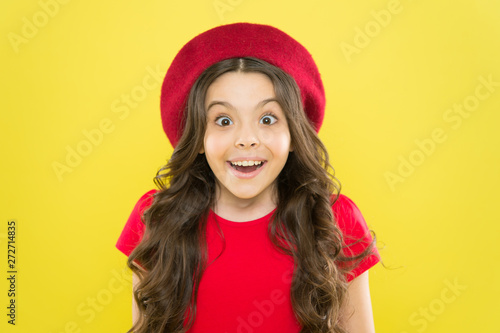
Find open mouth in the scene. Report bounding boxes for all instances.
[229,160,266,173]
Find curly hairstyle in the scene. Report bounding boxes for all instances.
[127,57,377,332]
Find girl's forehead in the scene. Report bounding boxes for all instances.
[209,71,273,88]
[205,72,276,104]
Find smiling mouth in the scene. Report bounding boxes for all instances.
[229,161,266,173]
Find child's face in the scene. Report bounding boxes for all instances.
[202,71,292,207]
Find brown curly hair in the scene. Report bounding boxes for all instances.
[127,57,377,332]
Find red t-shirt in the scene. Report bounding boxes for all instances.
[116,189,380,332]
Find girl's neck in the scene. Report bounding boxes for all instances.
[212,190,277,222]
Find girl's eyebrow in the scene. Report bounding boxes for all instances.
[206,98,279,112]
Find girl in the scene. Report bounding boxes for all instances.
[116,22,380,333]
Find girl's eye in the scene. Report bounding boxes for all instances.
[260,114,277,125]
[215,116,233,127]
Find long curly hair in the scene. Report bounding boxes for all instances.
[127,57,377,332]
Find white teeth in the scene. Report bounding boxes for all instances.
[231,161,262,166]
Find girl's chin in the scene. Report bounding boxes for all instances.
[216,183,277,204]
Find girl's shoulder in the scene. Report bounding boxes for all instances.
[115,189,157,256]
[332,193,364,219]
[133,188,158,212]
[124,190,369,232]
[117,189,374,251]
[331,193,372,240]
[332,193,380,281]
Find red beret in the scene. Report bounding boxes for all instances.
[160,22,325,147]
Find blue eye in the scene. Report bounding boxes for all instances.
[260,114,277,125]
[215,116,233,126]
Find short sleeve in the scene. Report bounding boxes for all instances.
[115,189,157,257]
[333,194,380,282]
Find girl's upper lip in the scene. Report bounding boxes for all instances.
[228,157,267,162]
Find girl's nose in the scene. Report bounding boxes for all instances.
[235,126,260,149]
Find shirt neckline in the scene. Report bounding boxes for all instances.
[209,208,277,227]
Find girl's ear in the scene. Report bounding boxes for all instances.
[199,145,205,154]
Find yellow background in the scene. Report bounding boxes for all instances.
[1,0,499,332]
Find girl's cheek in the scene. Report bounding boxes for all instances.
[260,128,274,143]
[261,127,291,144]
[264,137,292,158]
